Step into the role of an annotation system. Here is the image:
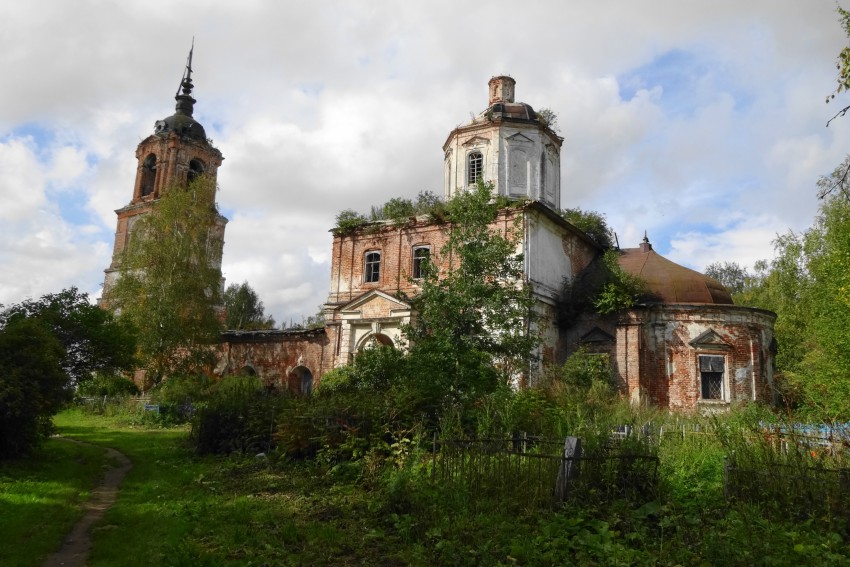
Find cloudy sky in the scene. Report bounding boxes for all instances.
[1,1,849,325]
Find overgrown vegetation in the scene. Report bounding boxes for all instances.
[707,158,850,421]
[334,190,447,233]
[559,207,614,248]
[8,387,846,566]
[557,249,647,328]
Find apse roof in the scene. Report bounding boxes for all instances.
[618,238,733,305]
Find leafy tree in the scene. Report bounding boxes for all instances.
[796,195,850,419]
[405,180,538,392]
[536,107,560,133]
[334,209,368,233]
[592,250,646,314]
[0,288,134,457]
[381,197,415,221]
[560,208,614,249]
[0,317,67,457]
[557,249,646,326]
[827,6,850,120]
[110,177,225,386]
[223,282,275,330]
[739,157,850,419]
[704,261,749,296]
[0,287,136,385]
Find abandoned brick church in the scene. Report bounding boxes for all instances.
[101,62,777,411]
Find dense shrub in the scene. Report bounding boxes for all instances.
[77,372,140,398]
[0,318,69,458]
[190,376,283,455]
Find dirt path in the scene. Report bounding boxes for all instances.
[41,439,132,567]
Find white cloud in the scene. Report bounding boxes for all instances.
[1,0,849,323]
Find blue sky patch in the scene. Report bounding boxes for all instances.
[618,48,751,116]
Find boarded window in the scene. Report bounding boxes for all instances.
[412,246,430,279]
[364,251,381,283]
[699,355,724,400]
[467,151,483,185]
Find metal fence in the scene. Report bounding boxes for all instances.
[431,434,659,508]
[724,456,850,520]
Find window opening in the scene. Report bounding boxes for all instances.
[140,154,156,197]
[188,159,205,184]
[364,251,381,283]
[699,355,725,400]
[467,151,483,185]
[412,246,430,279]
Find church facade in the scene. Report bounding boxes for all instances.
[101,65,776,411]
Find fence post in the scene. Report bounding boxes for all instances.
[555,436,582,503]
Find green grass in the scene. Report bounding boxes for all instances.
[0,435,108,567]
[4,407,849,566]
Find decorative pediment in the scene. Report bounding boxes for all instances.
[689,329,731,350]
[339,290,411,320]
[506,132,533,144]
[580,327,615,344]
[462,136,490,147]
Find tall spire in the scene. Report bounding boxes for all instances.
[174,39,196,117]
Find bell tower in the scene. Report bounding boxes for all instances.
[99,48,227,305]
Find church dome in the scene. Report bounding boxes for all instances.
[472,75,539,124]
[618,237,733,305]
[155,111,207,141]
[152,48,207,142]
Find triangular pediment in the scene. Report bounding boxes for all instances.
[580,327,615,344]
[339,290,411,318]
[689,329,731,350]
[506,132,533,144]
[462,136,490,147]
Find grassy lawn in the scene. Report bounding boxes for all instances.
[0,434,108,567]
[3,408,849,566]
[50,409,404,566]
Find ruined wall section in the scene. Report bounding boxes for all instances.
[326,219,453,307]
[217,327,337,393]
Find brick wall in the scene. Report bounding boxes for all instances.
[562,304,776,410]
[216,327,338,393]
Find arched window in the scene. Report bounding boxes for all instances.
[188,159,205,184]
[467,151,483,185]
[357,333,394,351]
[364,250,381,283]
[412,245,430,279]
[140,154,156,197]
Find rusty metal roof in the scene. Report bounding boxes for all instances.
[618,240,733,305]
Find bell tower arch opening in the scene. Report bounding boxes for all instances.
[140,154,157,197]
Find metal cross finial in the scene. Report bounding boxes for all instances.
[176,39,195,98]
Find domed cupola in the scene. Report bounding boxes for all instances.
[153,47,207,142]
[443,76,563,210]
[486,76,538,122]
[618,235,733,305]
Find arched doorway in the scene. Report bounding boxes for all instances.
[288,366,313,396]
